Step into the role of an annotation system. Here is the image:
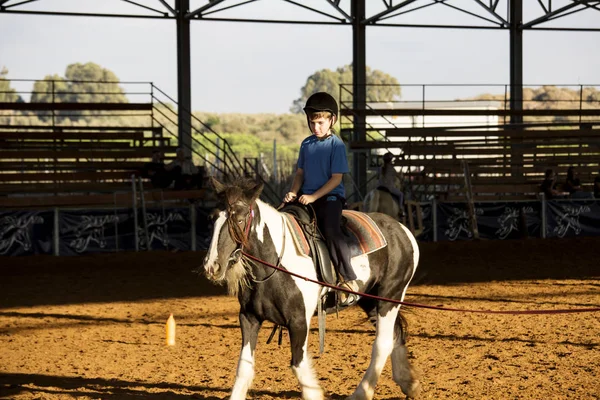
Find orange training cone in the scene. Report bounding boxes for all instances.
[166,313,176,346]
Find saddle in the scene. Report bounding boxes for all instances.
[280,203,387,285]
[280,203,337,285]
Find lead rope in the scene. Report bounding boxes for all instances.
[241,250,600,315]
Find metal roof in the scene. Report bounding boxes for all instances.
[0,0,598,31]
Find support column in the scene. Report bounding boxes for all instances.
[176,0,192,155]
[352,0,367,198]
[509,0,524,178]
[509,0,523,125]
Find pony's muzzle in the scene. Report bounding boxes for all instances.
[202,254,219,279]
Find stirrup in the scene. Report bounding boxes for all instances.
[339,281,361,307]
[340,292,360,307]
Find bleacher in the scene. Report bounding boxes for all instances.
[0,81,217,207]
[0,124,178,197]
[344,114,600,202]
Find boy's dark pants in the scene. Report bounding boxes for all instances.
[312,195,356,282]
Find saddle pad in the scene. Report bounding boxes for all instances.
[282,213,311,257]
[342,210,387,257]
[283,210,387,259]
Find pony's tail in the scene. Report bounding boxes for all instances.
[394,312,409,346]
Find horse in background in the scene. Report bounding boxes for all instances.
[363,188,403,221]
[202,178,421,400]
[363,188,424,238]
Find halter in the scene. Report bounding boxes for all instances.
[225,201,284,283]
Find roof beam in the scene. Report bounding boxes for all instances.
[158,0,176,16]
[186,0,226,19]
[522,2,580,28]
[364,0,418,24]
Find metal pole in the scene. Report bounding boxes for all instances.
[541,192,547,239]
[579,84,583,125]
[53,207,59,256]
[509,0,523,125]
[160,189,168,250]
[131,174,139,251]
[462,161,479,240]
[139,178,151,252]
[190,203,196,251]
[176,0,192,155]
[113,192,119,253]
[352,0,367,198]
[432,198,438,242]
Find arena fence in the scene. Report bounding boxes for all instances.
[1,197,599,256]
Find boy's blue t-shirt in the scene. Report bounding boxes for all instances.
[297,134,349,198]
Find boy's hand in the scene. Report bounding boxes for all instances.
[284,192,297,203]
[298,194,316,205]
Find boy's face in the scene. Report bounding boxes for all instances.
[309,116,335,139]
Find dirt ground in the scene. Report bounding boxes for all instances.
[1,236,599,400]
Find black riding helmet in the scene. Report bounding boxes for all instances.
[303,92,339,117]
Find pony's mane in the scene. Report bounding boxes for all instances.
[219,178,261,203]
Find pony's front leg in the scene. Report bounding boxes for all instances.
[289,320,323,400]
[348,306,400,400]
[230,312,261,400]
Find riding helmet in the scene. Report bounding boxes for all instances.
[303,92,338,117]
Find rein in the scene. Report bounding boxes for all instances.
[240,251,600,316]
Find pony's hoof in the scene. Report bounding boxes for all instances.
[401,379,421,398]
[302,387,324,400]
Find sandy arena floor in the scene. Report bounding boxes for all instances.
[1,236,599,399]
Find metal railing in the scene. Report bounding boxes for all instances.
[338,82,600,201]
[0,78,282,204]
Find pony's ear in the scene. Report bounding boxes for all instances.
[211,177,226,194]
[248,181,264,202]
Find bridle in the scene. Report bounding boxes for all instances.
[224,200,284,283]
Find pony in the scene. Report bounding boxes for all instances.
[363,190,424,238]
[202,178,421,400]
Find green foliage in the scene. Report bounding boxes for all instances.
[193,112,308,145]
[30,62,128,123]
[290,64,401,113]
[0,66,22,102]
[473,86,600,110]
[191,131,300,178]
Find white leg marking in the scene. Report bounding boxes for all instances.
[349,306,400,400]
[292,354,324,400]
[230,342,255,400]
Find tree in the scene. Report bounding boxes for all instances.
[30,74,68,103]
[290,64,401,113]
[30,62,128,122]
[0,67,22,102]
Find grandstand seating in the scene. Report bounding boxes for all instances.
[343,108,600,201]
[0,123,178,199]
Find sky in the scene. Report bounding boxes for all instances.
[1,0,599,114]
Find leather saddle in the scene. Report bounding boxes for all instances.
[279,203,338,286]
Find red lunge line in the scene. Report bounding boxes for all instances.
[242,251,600,315]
